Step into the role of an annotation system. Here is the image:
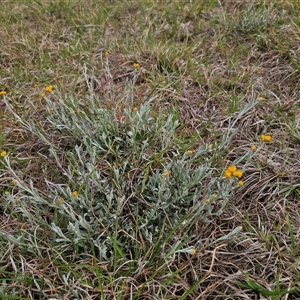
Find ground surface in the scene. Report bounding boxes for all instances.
[1,1,300,299]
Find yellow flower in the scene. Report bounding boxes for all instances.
[265,135,272,142]
[104,51,109,56]
[0,90,7,95]
[133,62,139,68]
[72,191,78,197]
[57,198,64,204]
[238,180,244,187]
[33,83,38,88]
[227,165,237,173]
[133,107,138,111]
[163,171,170,177]
[41,93,46,98]
[176,246,196,254]
[12,180,17,185]
[257,96,265,101]
[261,134,272,142]
[189,247,196,255]
[205,198,211,204]
[1,150,7,157]
[44,85,53,93]
[212,193,218,199]
[233,170,243,179]
[251,145,257,151]
[224,170,232,178]
[187,150,194,154]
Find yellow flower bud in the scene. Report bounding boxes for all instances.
[163,171,170,177]
[227,165,237,173]
[233,170,243,178]
[57,198,64,204]
[224,170,232,178]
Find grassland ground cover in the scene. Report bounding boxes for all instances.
[1,0,300,299]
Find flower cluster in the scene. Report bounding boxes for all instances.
[224,165,243,179]
[45,85,53,93]
[261,134,272,142]
[41,85,54,97]
[0,90,7,95]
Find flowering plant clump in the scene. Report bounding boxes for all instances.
[2,75,258,264]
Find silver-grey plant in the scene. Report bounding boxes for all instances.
[2,76,257,262]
